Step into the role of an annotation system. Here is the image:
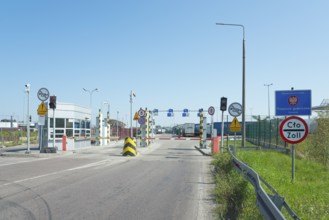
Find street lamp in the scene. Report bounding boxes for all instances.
[83,88,98,129]
[216,22,246,147]
[103,101,110,117]
[25,83,31,153]
[130,90,136,137]
[264,83,273,119]
[116,111,119,139]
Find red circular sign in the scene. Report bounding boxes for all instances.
[208,106,215,115]
[279,116,308,144]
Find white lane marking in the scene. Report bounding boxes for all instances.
[0,158,50,167]
[0,159,114,187]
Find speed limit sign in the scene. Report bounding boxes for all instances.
[208,106,215,115]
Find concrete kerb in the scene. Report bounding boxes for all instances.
[0,140,126,158]
[0,150,73,158]
[194,146,212,156]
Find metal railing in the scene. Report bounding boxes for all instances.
[228,146,300,220]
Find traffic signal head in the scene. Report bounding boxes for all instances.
[220,97,227,111]
[49,96,57,109]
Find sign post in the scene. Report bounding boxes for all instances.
[37,88,50,152]
[280,116,308,181]
[228,102,242,154]
[208,106,215,137]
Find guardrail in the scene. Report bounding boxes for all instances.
[228,146,300,220]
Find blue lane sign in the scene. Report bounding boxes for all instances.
[275,90,312,116]
[182,112,189,117]
[167,112,174,117]
[183,108,189,113]
[153,109,158,116]
[168,109,173,113]
[138,117,146,125]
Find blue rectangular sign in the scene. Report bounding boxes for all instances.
[275,90,312,116]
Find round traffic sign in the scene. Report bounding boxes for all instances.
[279,116,308,144]
[138,108,146,117]
[138,117,146,125]
[228,102,242,117]
[37,88,50,101]
[208,106,215,115]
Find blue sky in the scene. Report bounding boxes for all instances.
[1,1,328,126]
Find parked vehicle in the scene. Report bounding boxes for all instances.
[182,123,195,137]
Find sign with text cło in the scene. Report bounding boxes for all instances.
[275,90,312,116]
[280,116,308,144]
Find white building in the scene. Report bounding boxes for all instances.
[47,102,91,150]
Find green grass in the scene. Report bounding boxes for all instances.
[238,150,329,219]
[212,153,263,219]
[212,148,329,219]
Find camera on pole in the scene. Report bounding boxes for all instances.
[49,96,57,109]
[220,97,227,111]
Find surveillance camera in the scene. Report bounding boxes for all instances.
[25,84,30,88]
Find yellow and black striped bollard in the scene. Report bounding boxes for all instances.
[122,137,137,156]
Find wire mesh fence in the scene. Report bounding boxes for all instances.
[246,117,288,149]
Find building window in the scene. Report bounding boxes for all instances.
[56,118,65,128]
[66,119,73,128]
[86,120,90,129]
[66,129,73,137]
[74,120,80,128]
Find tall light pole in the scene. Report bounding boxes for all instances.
[116,111,119,139]
[103,101,110,117]
[130,90,136,137]
[25,83,31,153]
[264,83,273,119]
[83,88,98,130]
[216,22,246,147]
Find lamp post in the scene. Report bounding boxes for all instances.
[103,101,110,144]
[216,22,246,147]
[25,83,31,153]
[130,90,136,137]
[103,101,110,117]
[264,83,273,119]
[83,88,98,131]
[116,111,119,139]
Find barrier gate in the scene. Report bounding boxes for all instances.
[138,108,213,149]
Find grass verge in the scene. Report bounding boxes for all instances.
[212,149,329,219]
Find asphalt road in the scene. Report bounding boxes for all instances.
[0,138,215,220]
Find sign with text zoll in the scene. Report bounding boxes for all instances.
[275,90,311,116]
[279,116,308,144]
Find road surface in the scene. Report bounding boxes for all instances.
[0,137,215,220]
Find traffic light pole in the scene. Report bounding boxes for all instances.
[53,108,56,149]
[220,110,224,154]
[220,97,227,154]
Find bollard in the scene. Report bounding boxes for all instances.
[122,137,137,156]
[62,135,67,151]
[211,136,220,154]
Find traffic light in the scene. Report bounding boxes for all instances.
[49,96,57,109]
[220,97,227,111]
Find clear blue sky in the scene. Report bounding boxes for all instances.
[1,1,328,126]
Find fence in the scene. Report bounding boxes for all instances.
[246,117,288,149]
[0,128,36,147]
